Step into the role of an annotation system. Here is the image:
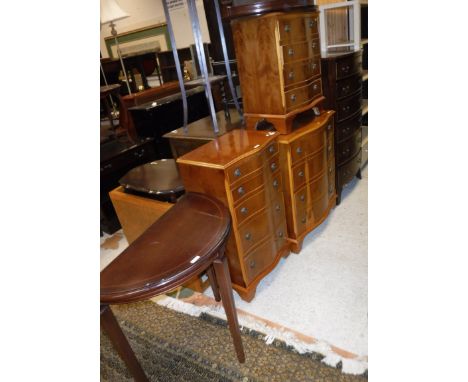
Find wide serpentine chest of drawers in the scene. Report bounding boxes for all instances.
[231,10,325,133]
[278,110,336,253]
[177,130,290,301]
[321,51,363,205]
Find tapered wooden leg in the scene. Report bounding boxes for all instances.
[100,305,149,382]
[206,266,221,302]
[212,256,246,363]
[356,168,362,179]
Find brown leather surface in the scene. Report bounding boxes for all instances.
[101,193,231,303]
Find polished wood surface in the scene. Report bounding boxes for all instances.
[321,51,363,205]
[101,192,245,370]
[177,130,290,301]
[231,10,323,133]
[222,0,316,19]
[163,109,243,158]
[109,186,208,293]
[278,110,336,253]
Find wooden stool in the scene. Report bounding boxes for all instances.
[100,193,245,381]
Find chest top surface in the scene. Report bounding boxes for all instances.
[177,129,279,168]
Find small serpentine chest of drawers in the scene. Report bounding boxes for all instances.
[177,130,290,301]
[278,110,336,252]
[231,10,325,133]
[321,51,363,205]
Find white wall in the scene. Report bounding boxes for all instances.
[100,0,211,58]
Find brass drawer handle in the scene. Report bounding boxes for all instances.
[342,85,350,92]
[298,170,304,177]
[238,186,245,195]
[268,145,275,153]
[284,24,291,33]
[329,167,333,174]
[313,84,319,91]
[309,20,315,28]
[240,207,248,215]
[341,65,351,72]
[133,149,145,158]
[311,63,317,71]
[312,42,317,49]
[249,260,256,268]
[271,162,277,171]
[329,185,334,193]
[327,123,332,131]
[273,179,279,188]
[290,94,296,102]
[342,105,351,112]
[275,204,281,211]
[288,71,294,79]
[296,146,302,154]
[300,194,305,202]
[245,232,252,241]
[288,48,295,56]
[278,231,284,238]
[234,168,241,177]
[328,144,332,152]
[301,217,306,224]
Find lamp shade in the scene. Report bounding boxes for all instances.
[101,0,129,25]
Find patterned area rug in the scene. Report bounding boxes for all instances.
[101,301,367,381]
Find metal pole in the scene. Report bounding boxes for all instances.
[110,22,132,95]
[213,0,244,123]
[162,0,189,133]
[187,0,219,134]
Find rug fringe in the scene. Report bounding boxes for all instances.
[152,296,367,375]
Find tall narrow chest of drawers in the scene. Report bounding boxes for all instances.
[177,130,290,301]
[278,110,336,252]
[321,51,363,204]
[231,10,325,133]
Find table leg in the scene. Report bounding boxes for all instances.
[100,305,149,382]
[206,265,221,302]
[212,256,246,363]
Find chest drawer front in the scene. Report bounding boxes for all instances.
[336,129,362,165]
[283,58,321,88]
[231,170,264,205]
[273,220,288,252]
[270,193,286,228]
[285,78,322,113]
[294,184,308,215]
[265,142,278,159]
[338,150,362,188]
[234,189,266,226]
[336,93,362,122]
[238,208,271,255]
[309,193,329,225]
[309,173,327,202]
[336,74,362,100]
[304,13,319,40]
[278,15,307,45]
[227,153,264,185]
[307,149,326,179]
[336,54,362,80]
[291,160,307,191]
[243,238,276,284]
[282,39,320,64]
[290,128,325,164]
[336,113,362,142]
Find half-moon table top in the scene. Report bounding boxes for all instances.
[100,193,231,304]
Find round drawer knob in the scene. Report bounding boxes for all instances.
[301,217,306,224]
[288,48,295,56]
[240,207,248,215]
[234,168,241,177]
[284,24,291,32]
[298,170,304,177]
[296,147,302,154]
[313,84,319,91]
[288,71,294,79]
[327,124,332,131]
[290,94,296,102]
[245,232,252,241]
[271,162,277,171]
[328,145,332,152]
[273,180,279,188]
[268,145,275,153]
[238,186,245,195]
[309,20,315,28]
[278,231,284,238]
[249,260,256,268]
[275,204,281,211]
[329,167,333,174]
[329,185,334,193]
[300,194,305,201]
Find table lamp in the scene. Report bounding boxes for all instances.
[101,0,132,94]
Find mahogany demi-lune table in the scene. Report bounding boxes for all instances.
[100,192,245,381]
